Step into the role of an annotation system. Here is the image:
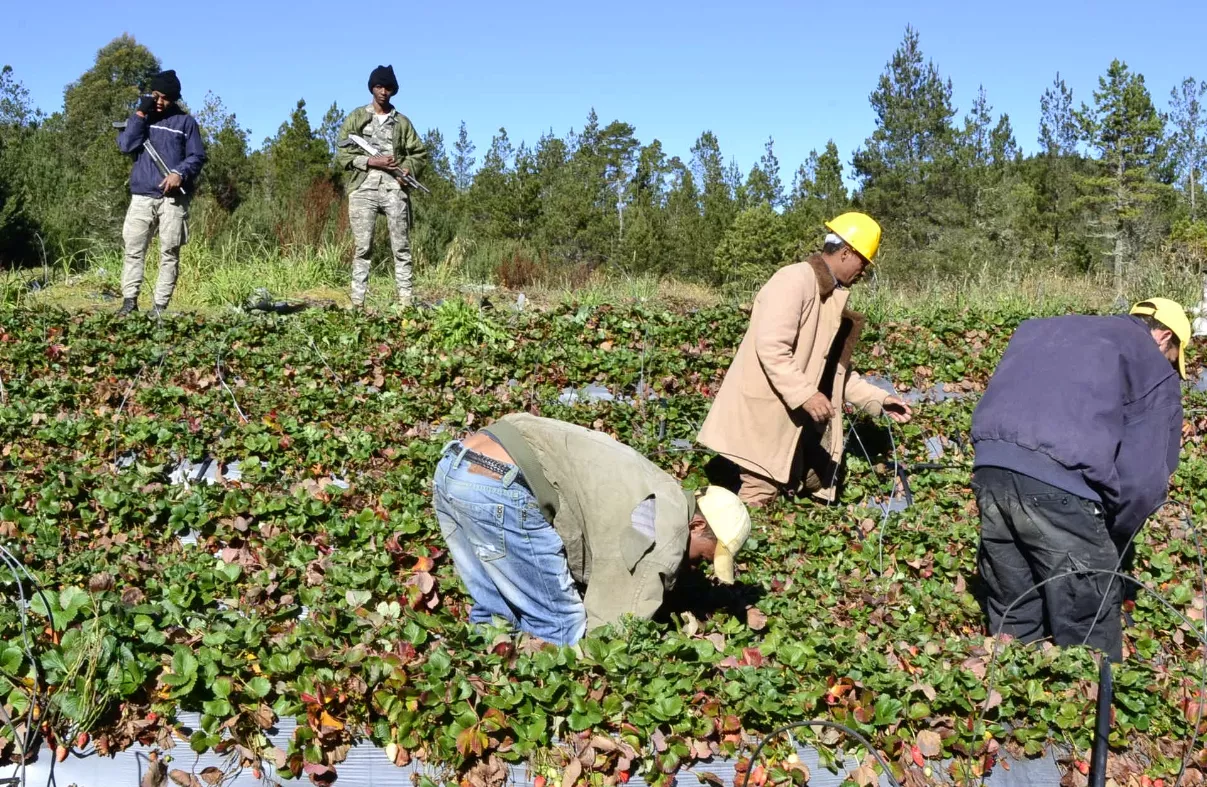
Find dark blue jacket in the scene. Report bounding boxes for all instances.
[972,314,1183,541]
[116,108,206,197]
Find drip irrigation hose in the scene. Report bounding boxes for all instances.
[1088,656,1112,787]
[974,567,1207,787]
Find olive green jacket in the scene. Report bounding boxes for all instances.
[335,105,428,192]
[483,414,697,632]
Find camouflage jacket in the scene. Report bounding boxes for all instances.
[335,105,428,192]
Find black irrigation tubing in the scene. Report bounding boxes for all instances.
[742,720,902,787]
[972,567,1207,787]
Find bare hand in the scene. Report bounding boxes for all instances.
[882,395,913,424]
[802,392,835,424]
[159,172,183,194]
[399,167,410,178]
[368,155,395,169]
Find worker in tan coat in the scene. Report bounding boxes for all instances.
[698,213,912,507]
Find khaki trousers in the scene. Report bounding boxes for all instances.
[121,194,190,305]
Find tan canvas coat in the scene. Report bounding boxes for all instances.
[697,256,890,498]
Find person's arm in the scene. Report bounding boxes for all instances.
[845,371,912,423]
[581,488,688,630]
[844,372,889,415]
[173,117,206,181]
[582,557,675,631]
[1110,388,1182,541]
[335,112,368,172]
[396,117,428,178]
[116,113,149,154]
[753,269,817,411]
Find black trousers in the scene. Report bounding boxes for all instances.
[973,467,1124,662]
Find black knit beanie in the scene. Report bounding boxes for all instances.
[368,65,398,95]
[150,70,182,101]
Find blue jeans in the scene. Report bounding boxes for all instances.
[433,442,587,645]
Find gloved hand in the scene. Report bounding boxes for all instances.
[137,95,157,117]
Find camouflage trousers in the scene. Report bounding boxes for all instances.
[121,194,190,305]
[348,188,412,306]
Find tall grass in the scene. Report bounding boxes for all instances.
[6,229,1203,318]
[853,255,1203,323]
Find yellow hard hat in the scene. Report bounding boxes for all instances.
[695,486,751,585]
[1130,297,1191,379]
[825,212,882,262]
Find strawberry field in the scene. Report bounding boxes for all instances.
[2,298,1207,786]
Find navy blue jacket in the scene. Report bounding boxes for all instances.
[116,108,206,197]
[972,314,1182,541]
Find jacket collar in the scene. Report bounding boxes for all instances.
[806,255,838,299]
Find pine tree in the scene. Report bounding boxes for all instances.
[963,86,993,167]
[744,137,783,208]
[712,202,791,284]
[664,157,705,277]
[265,99,331,203]
[1076,60,1166,290]
[989,114,1019,168]
[60,35,161,244]
[852,25,957,247]
[621,139,671,272]
[1033,73,1083,261]
[0,65,42,262]
[786,140,848,248]
[194,93,250,213]
[468,127,514,237]
[452,120,476,192]
[1039,73,1079,156]
[690,131,735,264]
[1168,77,1207,219]
[316,102,345,160]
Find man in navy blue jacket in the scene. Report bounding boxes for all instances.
[115,70,206,316]
[971,298,1189,661]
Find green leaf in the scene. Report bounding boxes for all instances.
[202,698,232,717]
[245,676,271,699]
[213,677,233,699]
[345,589,372,608]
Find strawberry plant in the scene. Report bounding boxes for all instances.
[0,300,1205,786]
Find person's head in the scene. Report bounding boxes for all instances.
[368,65,399,104]
[819,212,882,287]
[688,486,752,584]
[1130,298,1191,379]
[149,70,182,113]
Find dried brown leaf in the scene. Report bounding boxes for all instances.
[916,730,942,758]
[168,769,201,787]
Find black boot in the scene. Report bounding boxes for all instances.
[117,298,138,316]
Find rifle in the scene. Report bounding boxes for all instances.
[112,119,188,197]
[339,134,431,194]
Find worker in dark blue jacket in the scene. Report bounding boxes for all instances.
[115,69,206,316]
[971,298,1189,661]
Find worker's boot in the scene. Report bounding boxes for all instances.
[117,298,138,316]
[150,303,167,318]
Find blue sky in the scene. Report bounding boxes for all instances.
[4,0,1204,186]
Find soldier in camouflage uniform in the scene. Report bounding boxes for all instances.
[335,65,428,308]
